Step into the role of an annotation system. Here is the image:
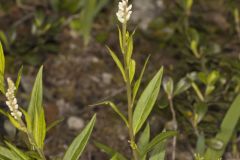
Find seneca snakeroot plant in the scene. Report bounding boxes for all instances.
[93,0,176,159]
[6,78,22,120]
[0,41,96,160]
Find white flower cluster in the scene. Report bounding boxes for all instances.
[116,0,132,23]
[6,78,22,120]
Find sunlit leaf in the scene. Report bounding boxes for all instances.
[133,67,163,135]
[27,66,46,149]
[0,42,5,94]
[15,66,23,92]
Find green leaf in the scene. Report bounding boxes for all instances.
[94,141,127,160]
[196,133,205,155]
[163,77,174,98]
[90,101,128,127]
[46,117,64,132]
[149,138,167,160]
[5,141,30,160]
[137,123,150,159]
[107,47,126,82]
[7,114,26,132]
[0,42,5,76]
[63,114,96,160]
[133,67,164,135]
[0,146,19,160]
[118,26,123,54]
[205,95,240,159]
[15,66,23,92]
[0,42,5,94]
[133,56,150,102]
[33,107,46,149]
[20,108,32,133]
[207,71,219,85]
[173,78,191,96]
[194,102,208,124]
[28,66,43,117]
[126,34,133,64]
[142,131,177,155]
[129,59,136,83]
[27,66,46,149]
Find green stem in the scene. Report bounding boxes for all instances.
[191,82,204,102]
[168,97,177,160]
[122,22,139,160]
[19,119,46,160]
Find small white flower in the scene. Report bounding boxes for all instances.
[5,78,22,120]
[116,0,132,23]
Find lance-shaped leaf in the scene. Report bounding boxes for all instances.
[107,47,126,81]
[27,66,46,149]
[0,146,20,160]
[133,56,150,102]
[133,67,163,135]
[63,114,96,160]
[118,26,123,54]
[0,42,4,76]
[126,33,133,64]
[15,66,23,92]
[141,131,177,155]
[0,42,5,94]
[95,141,127,160]
[149,137,167,160]
[137,123,150,159]
[5,141,31,160]
[205,94,240,159]
[90,101,128,127]
[129,59,136,83]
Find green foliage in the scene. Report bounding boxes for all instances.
[27,66,46,149]
[0,45,96,159]
[0,42,5,94]
[63,114,96,160]
[205,95,240,159]
[90,101,128,127]
[94,141,127,160]
[133,67,163,135]
[107,47,126,82]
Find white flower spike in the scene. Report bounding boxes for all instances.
[6,78,22,120]
[116,0,132,23]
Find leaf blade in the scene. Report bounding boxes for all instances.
[63,114,96,160]
[133,67,164,135]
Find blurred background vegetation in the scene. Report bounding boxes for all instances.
[0,0,240,159]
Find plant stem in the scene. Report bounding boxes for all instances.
[19,120,46,160]
[122,22,139,160]
[168,97,177,160]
